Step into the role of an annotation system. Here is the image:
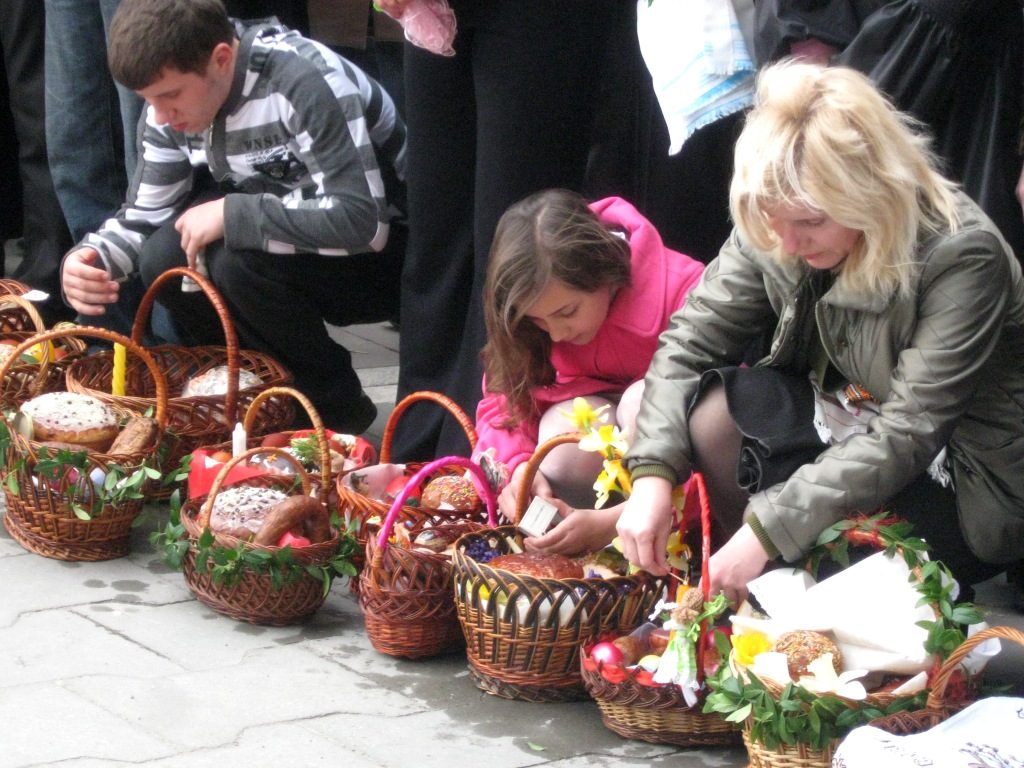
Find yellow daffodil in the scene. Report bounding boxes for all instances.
[579,423,629,459]
[731,630,773,668]
[593,458,632,508]
[560,397,610,433]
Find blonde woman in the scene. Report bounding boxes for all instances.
[617,62,1024,604]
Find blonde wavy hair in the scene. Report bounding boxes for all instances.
[731,62,961,298]
[482,189,631,425]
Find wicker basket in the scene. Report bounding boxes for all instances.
[0,293,87,408]
[64,267,294,490]
[0,326,168,561]
[178,440,344,626]
[0,279,29,296]
[359,455,497,659]
[336,390,479,580]
[736,519,988,767]
[452,433,669,703]
[580,472,741,747]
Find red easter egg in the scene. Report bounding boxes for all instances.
[590,641,626,666]
[277,531,312,548]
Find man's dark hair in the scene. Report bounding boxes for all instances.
[108,0,236,90]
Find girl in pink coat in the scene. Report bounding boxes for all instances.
[475,189,704,554]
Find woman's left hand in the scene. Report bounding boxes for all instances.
[524,500,622,556]
[705,523,771,607]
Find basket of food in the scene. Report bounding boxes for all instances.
[704,515,992,768]
[336,390,481,581]
[64,267,294,492]
[451,432,669,703]
[168,434,357,626]
[0,293,87,408]
[579,472,742,747]
[186,385,377,510]
[0,326,167,561]
[359,455,498,659]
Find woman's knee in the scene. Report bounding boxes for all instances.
[689,382,740,460]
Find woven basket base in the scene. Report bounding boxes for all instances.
[3,493,138,562]
[467,663,588,703]
[594,698,741,747]
[363,609,465,659]
[742,729,836,768]
[182,552,326,626]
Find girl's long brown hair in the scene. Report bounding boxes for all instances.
[481,189,631,425]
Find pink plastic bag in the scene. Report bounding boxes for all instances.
[380,0,456,57]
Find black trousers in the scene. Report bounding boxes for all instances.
[0,0,72,319]
[137,203,404,431]
[391,0,618,461]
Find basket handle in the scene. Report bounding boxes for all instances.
[197,445,317,529]
[0,325,170,428]
[379,391,478,463]
[924,625,1024,709]
[511,432,585,525]
[374,455,498,550]
[0,278,29,296]
[0,294,53,383]
[132,266,241,424]
[243,386,330,479]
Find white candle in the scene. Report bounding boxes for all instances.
[232,422,247,457]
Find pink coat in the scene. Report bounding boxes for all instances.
[474,196,705,476]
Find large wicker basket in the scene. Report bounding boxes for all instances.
[452,433,669,703]
[358,455,497,659]
[1,327,168,561]
[178,438,344,626]
[336,390,479,581]
[64,267,294,489]
[735,519,990,767]
[0,293,87,408]
[580,472,741,747]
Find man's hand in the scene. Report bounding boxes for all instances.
[497,462,553,523]
[705,523,771,607]
[615,475,674,575]
[524,500,621,556]
[175,198,225,267]
[61,247,119,316]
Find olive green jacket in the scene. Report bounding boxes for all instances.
[626,193,1024,564]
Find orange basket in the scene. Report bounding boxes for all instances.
[0,326,168,561]
[358,455,497,659]
[451,433,668,703]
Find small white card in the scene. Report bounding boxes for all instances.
[517,496,563,538]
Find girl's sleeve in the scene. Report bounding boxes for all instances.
[473,386,538,477]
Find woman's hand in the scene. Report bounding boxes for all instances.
[705,523,770,607]
[615,476,674,575]
[497,462,553,523]
[524,501,622,556]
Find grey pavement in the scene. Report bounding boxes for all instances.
[2,315,1023,767]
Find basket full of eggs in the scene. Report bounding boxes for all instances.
[64,268,294,494]
[358,455,497,659]
[451,433,669,703]
[0,327,167,561]
[579,473,742,747]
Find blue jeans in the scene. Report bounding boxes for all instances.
[44,0,144,242]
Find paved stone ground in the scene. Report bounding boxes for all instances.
[2,307,1022,766]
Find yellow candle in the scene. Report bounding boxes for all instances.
[112,343,126,396]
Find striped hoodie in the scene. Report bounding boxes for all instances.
[81,20,406,280]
